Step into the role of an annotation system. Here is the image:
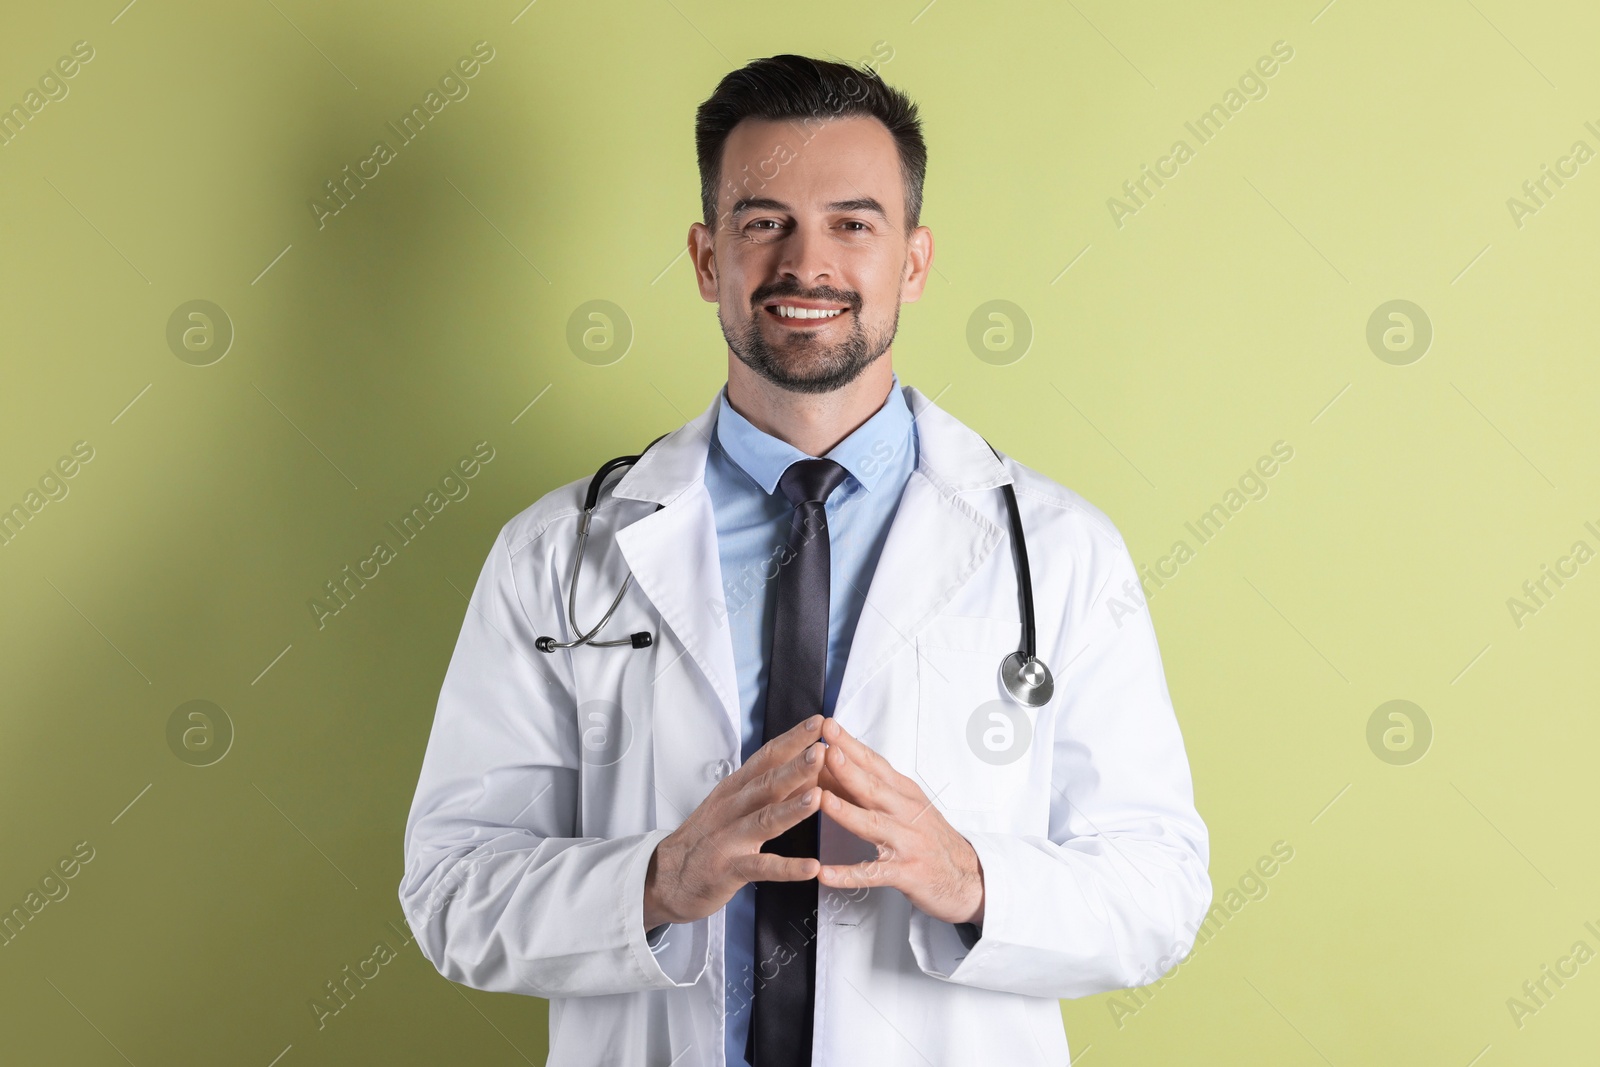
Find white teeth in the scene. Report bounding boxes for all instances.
[773,305,844,319]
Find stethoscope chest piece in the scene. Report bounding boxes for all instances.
[1001,650,1054,708]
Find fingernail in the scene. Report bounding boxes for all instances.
[801,789,815,804]
[805,744,819,763]
[807,716,820,730]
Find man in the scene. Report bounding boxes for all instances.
[400,54,1210,1066]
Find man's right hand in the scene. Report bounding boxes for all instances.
[642,713,828,931]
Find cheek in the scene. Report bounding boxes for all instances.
[721,292,760,327]
[859,276,903,317]
[857,252,905,297]
[715,249,766,299]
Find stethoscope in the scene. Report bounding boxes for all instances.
[534,435,1056,708]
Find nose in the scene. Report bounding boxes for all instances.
[773,222,833,291]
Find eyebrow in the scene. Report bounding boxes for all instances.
[728,196,890,222]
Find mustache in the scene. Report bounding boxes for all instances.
[751,285,859,310]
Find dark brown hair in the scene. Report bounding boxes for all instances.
[694,54,926,233]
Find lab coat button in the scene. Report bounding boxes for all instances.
[708,758,733,781]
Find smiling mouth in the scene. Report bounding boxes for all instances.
[762,302,851,325]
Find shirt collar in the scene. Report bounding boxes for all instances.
[714,372,914,496]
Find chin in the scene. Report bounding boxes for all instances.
[722,308,895,395]
[742,349,881,395]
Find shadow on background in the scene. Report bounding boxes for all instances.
[1,0,1598,1065]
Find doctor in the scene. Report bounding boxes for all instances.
[400,54,1211,1067]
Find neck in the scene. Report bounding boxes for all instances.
[724,352,895,457]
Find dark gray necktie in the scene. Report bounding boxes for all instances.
[748,457,849,1067]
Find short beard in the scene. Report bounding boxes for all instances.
[722,300,898,395]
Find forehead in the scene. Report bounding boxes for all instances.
[718,114,903,216]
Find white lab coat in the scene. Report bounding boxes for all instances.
[399,384,1211,1066]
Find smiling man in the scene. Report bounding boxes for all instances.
[696,119,917,404]
[400,54,1211,1067]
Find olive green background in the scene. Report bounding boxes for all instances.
[3,0,1597,1063]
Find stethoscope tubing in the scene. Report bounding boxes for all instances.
[535,436,670,652]
[537,431,1051,707]
[987,446,1038,662]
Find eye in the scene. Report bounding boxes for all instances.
[746,219,783,231]
[840,220,869,232]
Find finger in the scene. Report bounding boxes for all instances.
[812,751,860,807]
[821,720,905,789]
[810,761,845,802]
[817,788,905,853]
[825,716,915,799]
[776,712,827,749]
[734,715,825,781]
[739,739,825,816]
[734,714,826,784]
[822,742,903,818]
[747,716,826,776]
[817,856,898,890]
[778,764,824,805]
[731,784,822,848]
[738,853,821,884]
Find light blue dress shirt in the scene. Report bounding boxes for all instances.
[703,373,917,1066]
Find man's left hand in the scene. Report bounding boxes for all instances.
[811,718,985,927]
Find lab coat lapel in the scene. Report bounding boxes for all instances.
[832,385,1013,719]
[610,395,742,749]
[605,384,1013,750]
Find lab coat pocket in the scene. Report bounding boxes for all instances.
[575,634,661,839]
[914,615,1036,813]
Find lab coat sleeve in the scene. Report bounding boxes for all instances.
[398,520,711,997]
[908,529,1212,998]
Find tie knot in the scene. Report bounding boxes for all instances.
[778,457,849,507]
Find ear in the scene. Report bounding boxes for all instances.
[689,222,718,303]
[899,225,934,303]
